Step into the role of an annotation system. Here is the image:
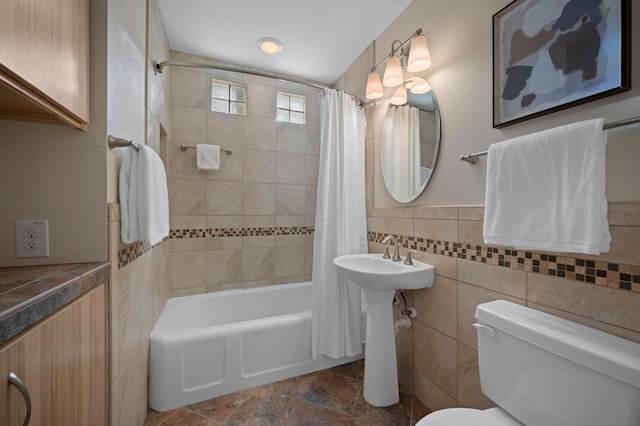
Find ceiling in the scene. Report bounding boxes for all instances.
[157,0,413,85]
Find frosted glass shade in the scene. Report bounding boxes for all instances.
[383,56,404,87]
[365,71,384,100]
[406,35,431,72]
[390,85,407,105]
[408,77,431,94]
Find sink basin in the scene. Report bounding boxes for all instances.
[333,252,435,407]
[333,253,434,292]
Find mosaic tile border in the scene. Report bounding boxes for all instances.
[169,226,315,239]
[116,227,314,269]
[368,231,640,294]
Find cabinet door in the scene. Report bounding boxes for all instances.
[0,0,90,127]
[0,285,106,426]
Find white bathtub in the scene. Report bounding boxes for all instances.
[148,281,363,411]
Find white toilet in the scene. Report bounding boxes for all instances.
[417,300,640,426]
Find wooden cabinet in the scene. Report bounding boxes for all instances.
[0,0,90,129]
[0,285,107,425]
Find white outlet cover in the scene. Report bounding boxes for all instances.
[16,220,49,258]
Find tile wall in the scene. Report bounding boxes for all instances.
[371,203,640,411]
[108,203,170,425]
[166,50,322,296]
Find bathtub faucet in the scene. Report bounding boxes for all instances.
[381,236,402,262]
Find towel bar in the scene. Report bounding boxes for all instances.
[108,135,140,151]
[180,144,232,155]
[460,116,640,164]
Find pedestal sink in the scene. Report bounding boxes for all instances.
[333,253,434,407]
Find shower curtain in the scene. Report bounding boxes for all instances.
[311,89,367,359]
[381,105,422,201]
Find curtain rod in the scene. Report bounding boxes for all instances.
[153,60,365,106]
[460,116,640,164]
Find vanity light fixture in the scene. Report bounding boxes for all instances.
[257,37,283,54]
[365,28,432,102]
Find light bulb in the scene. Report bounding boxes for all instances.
[406,35,431,72]
[383,56,404,87]
[365,71,384,100]
[408,77,431,94]
[390,85,407,105]
[257,37,283,54]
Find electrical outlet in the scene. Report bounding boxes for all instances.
[16,220,49,258]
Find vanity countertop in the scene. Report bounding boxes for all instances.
[0,262,110,346]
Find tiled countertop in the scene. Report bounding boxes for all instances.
[0,262,110,345]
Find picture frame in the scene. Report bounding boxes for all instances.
[493,0,631,128]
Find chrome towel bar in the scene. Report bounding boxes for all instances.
[180,144,232,155]
[460,116,640,164]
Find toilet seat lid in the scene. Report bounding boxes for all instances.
[416,408,517,426]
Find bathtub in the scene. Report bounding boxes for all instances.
[148,281,363,411]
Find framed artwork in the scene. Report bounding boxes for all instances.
[493,0,631,128]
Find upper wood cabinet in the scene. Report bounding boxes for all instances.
[0,0,90,129]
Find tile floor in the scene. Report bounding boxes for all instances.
[144,360,432,425]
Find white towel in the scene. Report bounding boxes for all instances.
[483,118,610,254]
[196,144,220,170]
[119,144,170,246]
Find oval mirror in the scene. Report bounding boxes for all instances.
[381,90,441,203]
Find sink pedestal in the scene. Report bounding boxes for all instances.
[362,289,399,407]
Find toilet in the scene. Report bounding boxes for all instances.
[417,300,640,426]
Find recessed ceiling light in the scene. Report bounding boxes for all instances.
[257,37,283,54]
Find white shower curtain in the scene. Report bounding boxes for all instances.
[381,105,422,202]
[311,89,367,359]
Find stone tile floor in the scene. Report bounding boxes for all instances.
[144,360,431,425]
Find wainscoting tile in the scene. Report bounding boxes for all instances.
[413,370,458,412]
[414,206,459,220]
[414,321,457,397]
[414,219,458,242]
[458,206,484,221]
[414,276,458,339]
[242,247,275,282]
[458,259,526,299]
[457,343,494,409]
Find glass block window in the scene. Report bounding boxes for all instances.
[211,79,246,116]
[276,92,306,124]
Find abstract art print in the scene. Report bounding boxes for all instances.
[493,0,630,128]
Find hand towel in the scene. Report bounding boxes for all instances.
[119,144,170,245]
[196,144,220,170]
[483,118,610,254]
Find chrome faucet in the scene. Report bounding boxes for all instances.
[381,236,402,262]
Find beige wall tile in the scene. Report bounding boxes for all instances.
[243,247,275,281]
[243,235,275,249]
[382,218,414,237]
[528,303,640,344]
[414,321,457,397]
[243,149,276,183]
[276,246,306,278]
[414,370,458,412]
[206,111,244,149]
[276,215,305,227]
[457,344,494,409]
[527,273,640,333]
[206,146,243,182]
[306,185,318,219]
[244,116,276,151]
[413,251,457,280]
[207,236,242,250]
[169,251,206,288]
[169,286,206,298]
[171,106,206,143]
[207,181,243,215]
[276,184,306,216]
[414,276,457,339]
[458,206,484,221]
[414,219,458,242]
[458,260,526,299]
[116,284,141,383]
[277,152,306,184]
[457,282,525,350]
[277,122,306,153]
[243,183,276,215]
[306,122,321,155]
[170,215,206,230]
[306,155,319,186]
[207,249,242,286]
[367,217,383,234]
[414,207,459,220]
[607,202,640,227]
[583,226,640,266]
[384,207,415,218]
[170,237,206,253]
[170,67,207,109]
[397,356,414,394]
[395,317,414,363]
[458,220,484,246]
[242,215,275,228]
[247,83,277,119]
[168,179,206,215]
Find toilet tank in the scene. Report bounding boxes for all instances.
[474,300,640,426]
